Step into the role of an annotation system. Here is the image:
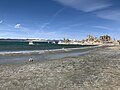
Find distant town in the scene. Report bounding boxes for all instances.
[0,35,120,46]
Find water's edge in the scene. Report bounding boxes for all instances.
[0,46,100,64]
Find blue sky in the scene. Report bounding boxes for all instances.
[0,0,120,40]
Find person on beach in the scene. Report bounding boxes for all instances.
[29,57,33,62]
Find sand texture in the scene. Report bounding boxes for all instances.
[0,46,120,90]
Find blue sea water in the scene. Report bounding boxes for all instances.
[0,41,90,52]
[0,41,96,64]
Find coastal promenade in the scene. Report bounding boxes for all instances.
[0,46,120,90]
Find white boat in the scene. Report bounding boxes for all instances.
[29,41,34,45]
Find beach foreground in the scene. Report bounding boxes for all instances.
[0,46,120,90]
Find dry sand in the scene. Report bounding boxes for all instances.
[0,46,120,90]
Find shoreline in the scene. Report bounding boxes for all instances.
[0,45,120,90]
[0,46,100,64]
[0,45,100,56]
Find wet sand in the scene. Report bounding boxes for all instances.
[0,46,97,64]
[0,46,120,90]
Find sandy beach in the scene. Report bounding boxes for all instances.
[0,46,120,90]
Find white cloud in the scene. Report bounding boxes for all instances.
[14,24,21,29]
[54,0,112,12]
[92,25,112,30]
[13,23,34,34]
[96,9,120,21]
[0,20,3,24]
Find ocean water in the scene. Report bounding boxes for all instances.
[0,41,90,52]
[0,41,96,64]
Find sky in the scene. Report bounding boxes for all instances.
[0,0,120,40]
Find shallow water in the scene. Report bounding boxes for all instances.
[0,41,91,51]
[0,41,97,64]
[0,48,94,64]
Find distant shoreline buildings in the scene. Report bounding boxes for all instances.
[0,35,120,46]
[58,35,120,46]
